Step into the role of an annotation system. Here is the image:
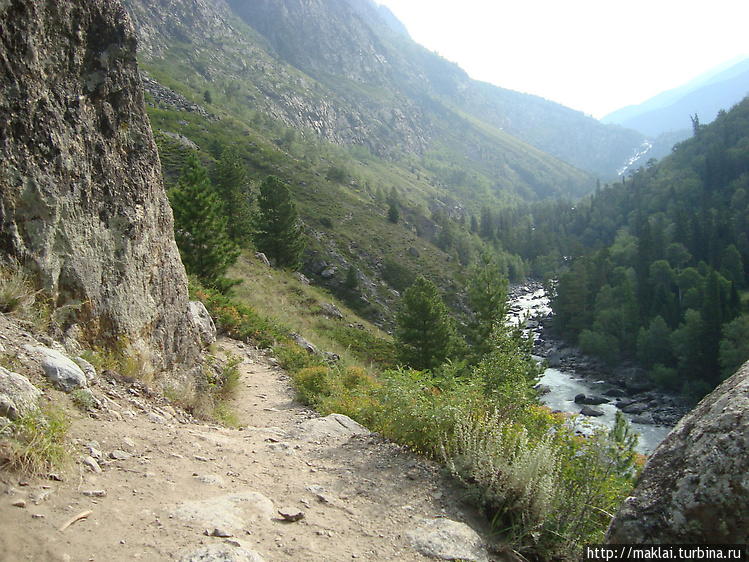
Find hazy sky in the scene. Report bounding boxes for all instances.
[375,0,749,119]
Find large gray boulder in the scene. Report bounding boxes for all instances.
[189,301,216,347]
[605,361,749,543]
[0,367,41,420]
[0,0,200,374]
[406,518,488,562]
[24,345,87,392]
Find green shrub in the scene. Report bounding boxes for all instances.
[444,409,559,532]
[0,408,70,476]
[327,325,397,368]
[0,261,39,320]
[274,341,323,373]
[579,329,620,367]
[293,366,332,404]
[190,283,280,347]
[71,389,97,411]
[651,364,680,391]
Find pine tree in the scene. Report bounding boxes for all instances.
[212,146,253,245]
[466,257,509,362]
[387,203,400,224]
[254,175,305,269]
[170,154,238,289]
[395,277,459,370]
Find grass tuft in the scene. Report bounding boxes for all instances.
[0,408,71,477]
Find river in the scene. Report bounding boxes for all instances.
[509,284,673,455]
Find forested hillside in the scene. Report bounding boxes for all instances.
[119,0,612,327]
[534,98,749,400]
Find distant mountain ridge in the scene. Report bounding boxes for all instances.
[602,56,749,137]
[123,0,645,187]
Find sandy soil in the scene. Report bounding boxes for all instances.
[0,336,496,561]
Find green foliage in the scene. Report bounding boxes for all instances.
[579,329,620,367]
[344,265,359,290]
[71,389,97,411]
[273,341,324,373]
[190,283,280,347]
[292,365,333,405]
[325,325,397,369]
[719,315,749,380]
[387,203,400,224]
[254,175,306,269]
[211,146,254,245]
[474,322,541,407]
[326,164,347,183]
[0,408,70,476]
[465,256,509,362]
[170,154,239,289]
[542,99,749,397]
[395,277,460,370]
[445,409,559,532]
[382,258,416,293]
[636,315,673,368]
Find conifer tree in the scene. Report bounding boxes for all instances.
[254,175,305,269]
[170,154,238,289]
[395,277,459,370]
[387,203,400,224]
[466,256,509,362]
[212,146,253,245]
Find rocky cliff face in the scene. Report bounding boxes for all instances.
[122,0,429,158]
[605,360,749,543]
[0,0,200,372]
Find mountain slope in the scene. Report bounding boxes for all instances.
[227,0,643,180]
[602,57,749,137]
[124,0,641,186]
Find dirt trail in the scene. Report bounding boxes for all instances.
[0,337,495,561]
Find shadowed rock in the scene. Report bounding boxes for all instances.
[605,360,749,543]
[0,0,200,374]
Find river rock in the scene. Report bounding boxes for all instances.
[632,412,655,425]
[621,402,648,415]
[546,350,563,368]
[615,398,635,409]
[605,360,749,543]
[0,367,41,420]
[406,518,488,562]
[580,405,605,417]
[535,384,551,395]
[575,393,609,405]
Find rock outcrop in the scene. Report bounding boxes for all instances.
[0,0,200,372]
[605,360,749,543]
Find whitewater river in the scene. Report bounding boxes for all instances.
[510,286,672,455]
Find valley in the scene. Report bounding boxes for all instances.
[2,0,749,557]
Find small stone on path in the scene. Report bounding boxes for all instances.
[277,507,305,522]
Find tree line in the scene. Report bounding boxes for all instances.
[169,147,306,291]
[526,98,749,400]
